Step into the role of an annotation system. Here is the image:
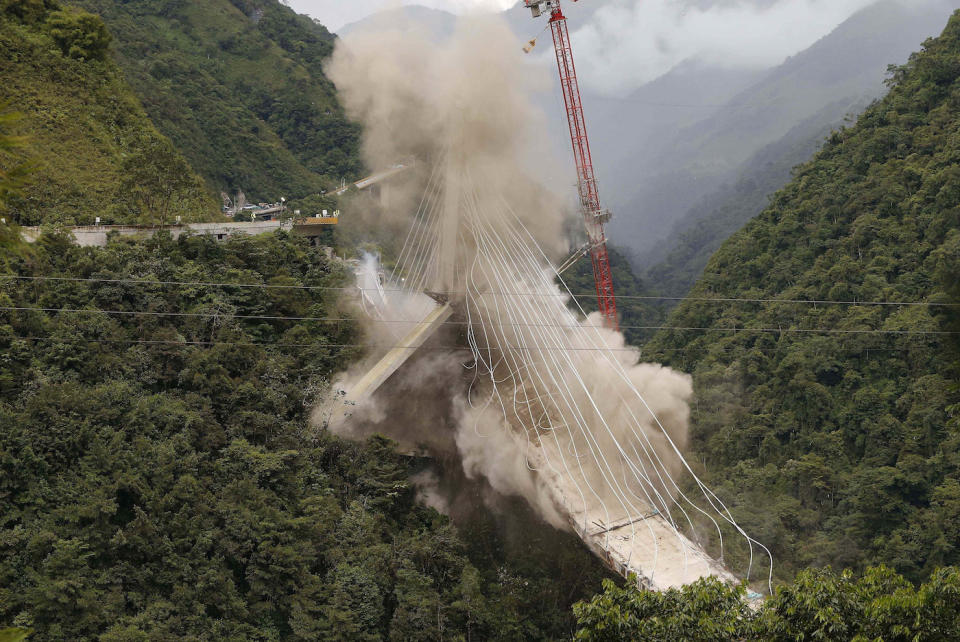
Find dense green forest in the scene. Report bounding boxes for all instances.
[70,0,363,203]
[574,567,960,640]
[0,230,608,639]
[0,0,214,225]
[3,0,960,638]
[645,10,960,582]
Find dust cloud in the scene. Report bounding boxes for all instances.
[322,13,697,533]
[326,12,567,267]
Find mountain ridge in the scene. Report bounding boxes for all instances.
[0,2,214,225]
[72,0,363,203]
[606,0,960,258]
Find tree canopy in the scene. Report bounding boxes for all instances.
[574,566,960,641]
[44,7,110,61]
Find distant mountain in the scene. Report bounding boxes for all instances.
[605,0,960,259]
[587,61,767,212]
[72,0,362,203]
[643,102,856,297]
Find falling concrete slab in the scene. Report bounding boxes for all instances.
[321,302,453,427]
[579,511,737,591]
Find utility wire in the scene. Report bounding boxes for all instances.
[1,275,957,308]
[0,337,685,352]
[5,335,925,356]
[2,305,957,336]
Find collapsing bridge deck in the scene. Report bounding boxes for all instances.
[320,297,736,591]
[565,479,736,590]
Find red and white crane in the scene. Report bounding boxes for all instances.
[525,0,618,330]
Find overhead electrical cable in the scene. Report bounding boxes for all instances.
[2,275,956,308]
[2,306,955,336]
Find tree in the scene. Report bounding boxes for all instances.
[573,576,752,642]
[119,138,209,226]
[935,230,960,367]
[389,563,444,641]
[574,567,960,641]
[1,0,56,24]
[44,8,111,62]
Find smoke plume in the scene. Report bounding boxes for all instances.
[327,13,567,264]
[323,13,698,537]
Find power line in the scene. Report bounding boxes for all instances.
[0,336,636,352]
[5,334,950,353]
[0,274,356,291]
[1,275,957,308]
[0,340,921,400]
[2,305,957,336]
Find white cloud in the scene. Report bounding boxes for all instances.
[572,0,880,95]
[285,0,516,32]
[289,0,905,96]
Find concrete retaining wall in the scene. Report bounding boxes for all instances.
[20,220,308,248]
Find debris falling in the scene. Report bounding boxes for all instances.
[321,12,771,590]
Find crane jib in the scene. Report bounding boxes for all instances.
[527,0,619,330]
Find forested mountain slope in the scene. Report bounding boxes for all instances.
[647,10,960,582]
[0,1,213,225]
[71,0,362,202]
[0,231,609,639]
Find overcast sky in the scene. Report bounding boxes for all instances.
[574,0,881,94]
[284,0,516,32]
[286,0,911,94]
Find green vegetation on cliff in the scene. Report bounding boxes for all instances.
[647,10,960,582]
[0,1,213,225]
[71,0,363,202]
[0,106,32,267]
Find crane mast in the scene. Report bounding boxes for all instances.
[526,0,618,330]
